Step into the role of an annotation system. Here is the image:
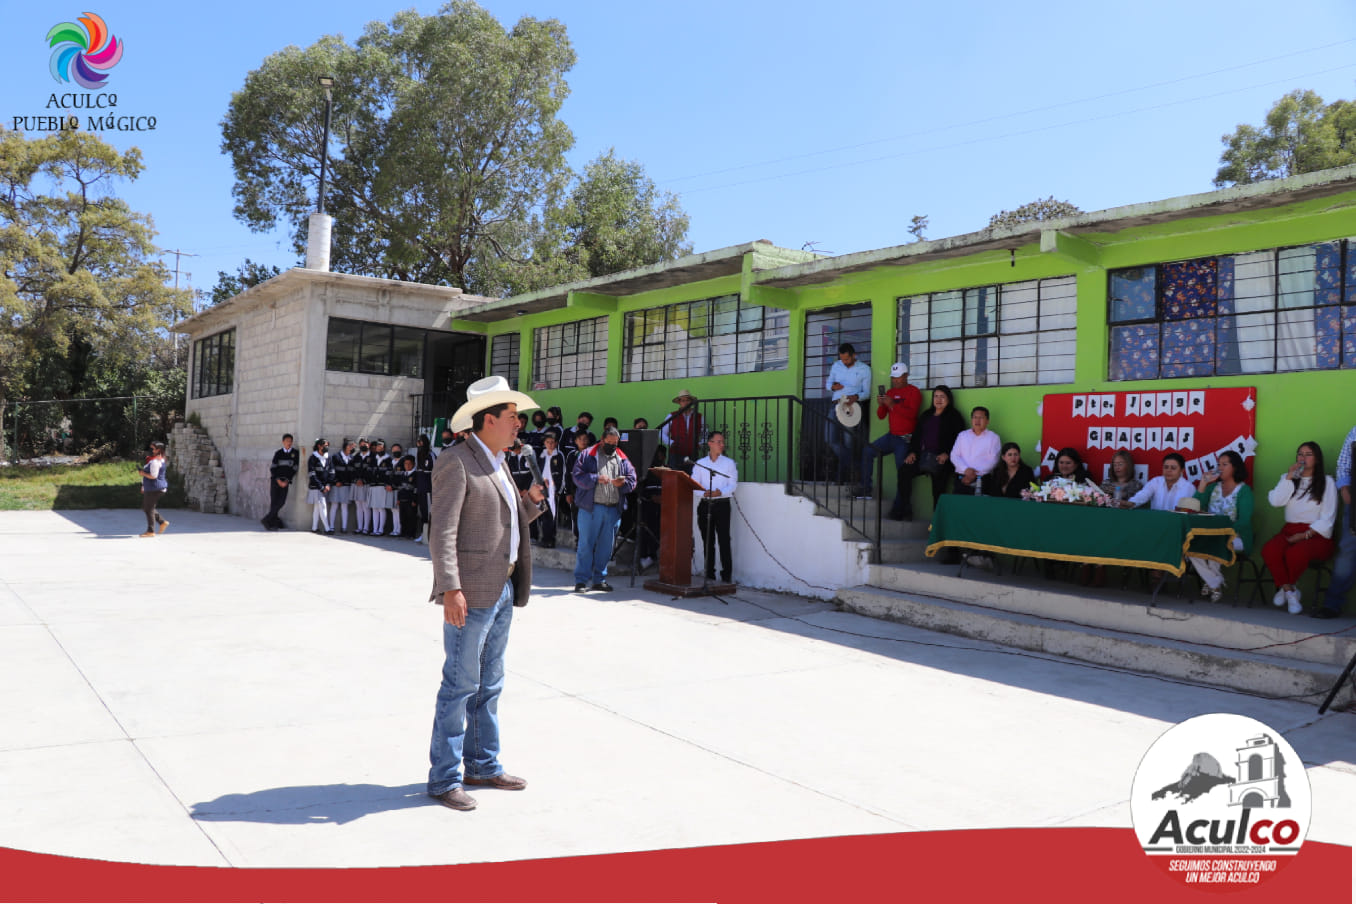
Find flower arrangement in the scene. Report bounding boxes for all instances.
[1020,476,1113,506]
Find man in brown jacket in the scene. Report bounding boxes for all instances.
[427,376,546,812]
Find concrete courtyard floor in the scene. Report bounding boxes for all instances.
[2,508,1355,869]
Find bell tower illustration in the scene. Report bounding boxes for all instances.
[1229,734,1290,808]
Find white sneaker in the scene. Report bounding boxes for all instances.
[1208,585,1225,604]
[1286,588,1303,615]
[640,556,654,569]
[1273,589,1288,608]
[966,554,994,571]
[414,535,424,544]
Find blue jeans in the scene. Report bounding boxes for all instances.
[427,580,514,796]
[575,503,621,584]
[860,434,911,491]
[825,420,859,483]
[1322,525,1356,613]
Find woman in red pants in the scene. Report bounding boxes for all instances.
[1261,442,1337,615]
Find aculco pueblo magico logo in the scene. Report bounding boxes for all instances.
[47,12,123,90]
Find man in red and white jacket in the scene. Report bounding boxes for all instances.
[857,362,922,519]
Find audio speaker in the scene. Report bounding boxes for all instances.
[618,429,661,480]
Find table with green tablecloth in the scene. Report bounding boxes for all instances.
[925,495,1237,576]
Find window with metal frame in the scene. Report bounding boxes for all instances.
[192,329,235,399]
[532,317,609,389]
[621,294,789,382]
[490,332,521,389]
[324,317,425,377]
[896,276,1076,388]
[1106,239,1352,381]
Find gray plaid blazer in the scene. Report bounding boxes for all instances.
[428,438,541,609]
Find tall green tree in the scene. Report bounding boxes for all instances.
[567,149,691,278]
[987,197,1082,229]
[468,149,692,295]
[0,127,191,453]
[210,258,283,306]
[221,1,577,291]
[1214,89,1356,186]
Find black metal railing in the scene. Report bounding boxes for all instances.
[410,392,457,442]
[692,395,883,560]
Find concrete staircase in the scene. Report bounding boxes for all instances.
[798,483,931,565]
[838,557,1356,706]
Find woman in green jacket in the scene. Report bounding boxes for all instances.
[1190,450,1254,602]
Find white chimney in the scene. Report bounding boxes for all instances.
[305,212,333,271]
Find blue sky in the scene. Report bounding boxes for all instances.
[3,0,1355,300]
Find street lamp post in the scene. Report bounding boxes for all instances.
[317,76,334,214]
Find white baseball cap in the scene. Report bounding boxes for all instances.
[889,362,908,378]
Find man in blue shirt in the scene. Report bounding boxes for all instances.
[825,342,871,485]
[1316,423,1356,618]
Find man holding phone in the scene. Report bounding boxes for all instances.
[856,362,922,519]
[570,426,638,592]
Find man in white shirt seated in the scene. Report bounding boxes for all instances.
[692,431,739,584]
[950,406,1001,496]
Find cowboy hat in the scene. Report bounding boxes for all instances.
[835,397,862,428]
[1174,497,1202,513]
[450,376,539,432]
[672,389,698,404]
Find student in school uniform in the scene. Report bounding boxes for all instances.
[306,438,335,533]
[330,439,356,534]
[537,433,565,548]
[389,443,406,537]
[353,439,372,534]
[415,435,434,543]
[263,434,300,531]
[562,430,593,539]
[395,454,423,540]
[368,439,393,537]
[507,439,534,492]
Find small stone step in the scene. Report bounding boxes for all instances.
[838,581,1353,704]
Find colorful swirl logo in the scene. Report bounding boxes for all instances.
[47,13,123,90]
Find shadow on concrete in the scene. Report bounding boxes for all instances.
[527,564,1356,751]
[190,782,430,825]
[51,510,433,561]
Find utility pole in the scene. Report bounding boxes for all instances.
[163,249,198,290]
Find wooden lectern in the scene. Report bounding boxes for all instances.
[643,467,736,597]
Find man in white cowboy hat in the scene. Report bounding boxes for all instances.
[659,389,704,471]
[426,375,548,812]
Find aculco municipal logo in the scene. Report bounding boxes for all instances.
[47,12,123,90]
[1130,713,1312,891]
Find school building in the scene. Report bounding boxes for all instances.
[175,163,1356,596]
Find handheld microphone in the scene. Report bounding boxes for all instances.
[524,447,546,488]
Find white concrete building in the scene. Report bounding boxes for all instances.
[173,268,491,524]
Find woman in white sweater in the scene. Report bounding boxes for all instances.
[1260,442,1337,615]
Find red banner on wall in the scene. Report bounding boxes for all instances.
[1039,387,1257,484]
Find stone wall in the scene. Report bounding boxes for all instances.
[167,422,229,514]
[322,371,424,451]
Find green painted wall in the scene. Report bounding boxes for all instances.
[479,271,803,430]
[780,189,1356,539]
[466,188,1356,555]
